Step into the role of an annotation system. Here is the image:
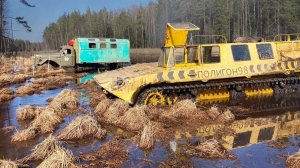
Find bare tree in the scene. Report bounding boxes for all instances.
[19,0,35,8]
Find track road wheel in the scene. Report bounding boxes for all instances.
[138,88,165,106]
[166,93,179,106]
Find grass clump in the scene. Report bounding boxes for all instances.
[139,123,155,149]
[30,108,62,134]
[11,127,40,142]
[168,99,198,119]
[98,99,129,124]
[48,89,79,115]
[17,105,43,120]
[37,148,78,168]
[207,106,235,124]
[287,151,300,168]
[0,159,18,168]
[186,139,236,160]
[80,139,129,168]
[57,115,106,141]
[16,85,35,96]
[21,134,64,162]
[0,88,14,102]
[118,106,149,131]
[94,98,111,115]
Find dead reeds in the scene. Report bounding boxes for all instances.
[11,127,40,142]
[30,108,62,134]
[0,88,15,102]
[21,134,64,162]
[94,98,111,115]
[32,75,71,91]
[16,85,36,96]
[287,151,300,168]
[207,106,235,124]
[48,89,79,114]
[118,106,149,131]
[57,115,106,141]
[207,106,221,120]
[110,99,130,113]
[80,139,129,168]
[12,89,80,142]
[217,109,235,124]
[0,159,18,168]
[186,139,236,160]
[101,99,129,123]
[89,92,107,108]
[37,148,78,168]
[17,105,43,120]
[0,73,31,87]
[139,123,155,149]
[169,99,198,119]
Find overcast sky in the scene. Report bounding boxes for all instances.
[9,0,154,42]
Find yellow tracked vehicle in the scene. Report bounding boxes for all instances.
[94,23,300,105]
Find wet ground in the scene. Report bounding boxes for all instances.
[1,74,300,167]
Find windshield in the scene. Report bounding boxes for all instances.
[159,47,191,67]
[158,48,170,67]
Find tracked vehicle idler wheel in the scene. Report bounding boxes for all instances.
[138,88,166,106]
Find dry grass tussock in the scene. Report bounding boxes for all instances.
[57,115,106,141]
[80,139,129,168]
[217,109,235,124]
[21,134,64,162]
[0,64,14,73]
[32,75,73,91]
[37,148,78,168]
[78,79,96,89]
[12,108,61,142]
[207,106,235,124]
[30,108,62,134]
[167,99,198,118]
[287,151,300,168]
[102,106,121,124]
[94,98,111,115]
[48,89,79,116]
[0,159,18,168]
[1,126,16,134]
[139,123,155,149]
[17,105,44,120]
[0,88,15,102]
[111,99,130,113]
[0,73,31,87]
[118,106,149,131]
[11,127,40,142]
[101,99,129,124]
[186,139,236,160]
[16,85,36,96]
[89,92,107,108]
[34,65,67,78]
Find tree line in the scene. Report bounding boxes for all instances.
[43,0,300,49]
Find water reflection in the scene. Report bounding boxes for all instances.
[174,95,300,151]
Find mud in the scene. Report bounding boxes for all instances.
[1,70,300,167]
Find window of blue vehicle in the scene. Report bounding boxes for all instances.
[89,43,96,49]
[111,44,117,49]
[100,43,107,49]
[231,45,251,61]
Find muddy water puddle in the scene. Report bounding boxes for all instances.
[1,75,300,167]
